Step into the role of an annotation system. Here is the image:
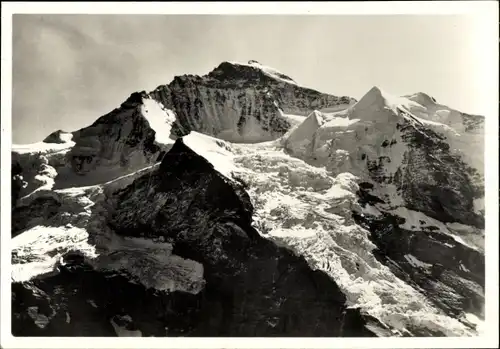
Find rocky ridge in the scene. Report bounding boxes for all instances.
[12,60,353,201]
[11,62,485,337]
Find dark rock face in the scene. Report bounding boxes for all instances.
[11,259,203,337]
[353,186,484,321]
[12,138,380,337]
[12,257,377,337]
[149,62,355,142]
[11,154,51,200]
[393,118,484,228]
[461,113,485,132]
[11,60,485,338]
[105,139,378,336]
[68,91,164,176]
[12,197,62,237]
[361,110,484,229]
[43,130,70,144]
[12,162,26,208]
[12,92,174,196]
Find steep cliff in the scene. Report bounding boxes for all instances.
[149,60,355,142]
[12,138,382,337]
[64,92,174,185]
[11,92,175,200]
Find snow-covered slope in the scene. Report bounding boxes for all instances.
[11,62,484,338]
[226,142,481,336]
[12,61,353,204]
[228,60,299,85]
[11,92,176,202]
[284,86,484,225]
[276,86,485,334]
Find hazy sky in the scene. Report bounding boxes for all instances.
[12,14,492,143]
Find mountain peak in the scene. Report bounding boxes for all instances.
[366,85,386,99]
[210,60,297,85]
[158,136,213,175]
[43,130,73,144]
[354,86,390,111]
[11,55,485,338]
[404,92,437,105]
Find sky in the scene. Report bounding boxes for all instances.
[12,14,495,143]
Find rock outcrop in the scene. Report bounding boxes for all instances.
[63,92,173,185]
[149,61,355,142]
[12,138,382,337]
[353,186,484,320]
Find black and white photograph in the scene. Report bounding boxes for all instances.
[1,2,498,348]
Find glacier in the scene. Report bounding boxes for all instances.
[10,61,484,337]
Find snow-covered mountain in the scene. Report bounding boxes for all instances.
[150,60,355,142]
[11,61,485,337]
[12,60,354,200]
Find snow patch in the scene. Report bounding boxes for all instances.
[390,207,449,232]
[59,132,74,143]
[140,97,176,145]
[463,313,485,335]
[183,132,237,178]
[404,254,432,269]
[473,198,485,213]
[277,108,307,125]
[95,235,206,294]
[446,222,477,234]
[228,60,298,85]
[13,182,206,294]
[459,263,470,272]
[322,116,360,129]
[362,204,383,217]
[101,163,160,196]
[12,225,98,282]
[270,227,317,239]
[449,234,469,246]
[390,207,448,228]
[12,139,75,155]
